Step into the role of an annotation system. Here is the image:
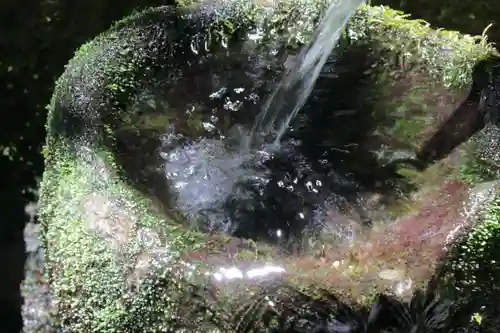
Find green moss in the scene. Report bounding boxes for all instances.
[351,5,495,86]
[438,188,500,324]
[372,0,500,45]
[349,6,496,160]
[459,152,500,184]
[40,146,218,331]
[39,1,498,331]
[459,128,500,184]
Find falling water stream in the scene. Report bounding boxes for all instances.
[248,0,366,150]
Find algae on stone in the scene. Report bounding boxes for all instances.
[372,0,500,45]
[344,6,496,168]
[432,183,500,328]
[459,125,500,184]
[39,1,498,331]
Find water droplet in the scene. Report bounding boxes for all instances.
[234,87,245,94]
[298,212,305,219]
[190,40,199,55]
[209,87,228,100]
[223,98,243,112]
[246,93,259,104]
[247,29,264,41]
[174,181,187,189]
[277,181,284,188]
[203,35,211,52]
[186,166,195,175]
[221,35,228,48]
[256,150,271,161]
[305,181,314,192]
[203,122,216,132]
[185,105,195,115]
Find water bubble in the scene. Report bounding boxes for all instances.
[174,181,187,189]
[167,152,179,162]
[256,150,271,161]
[209,87,228,100]
[161,139,273,234]
[305,181,314,192]
[246,93,260,104]
[190,40,199,55]
[186,165,196,175]
[277,180,284,188]
[203,36,211,52]
[247,29,264,41]
[202,122,216,132]
[269,49,279,56]
[223,98,243,112]
[185,105,195,115]
[220,35,228,49]
[234,87,245,94]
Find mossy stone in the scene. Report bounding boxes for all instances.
[39,1,498,331]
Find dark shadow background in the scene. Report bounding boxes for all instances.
[1,0,499,332]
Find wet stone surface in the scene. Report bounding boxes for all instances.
[22,222,56,333]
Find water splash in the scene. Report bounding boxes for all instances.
[248,0,365,148]
[162,137,272,234]
[158,0,376,246]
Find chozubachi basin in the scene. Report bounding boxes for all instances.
[39,0,500,331]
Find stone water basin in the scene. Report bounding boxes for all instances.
[37,1,500,331]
